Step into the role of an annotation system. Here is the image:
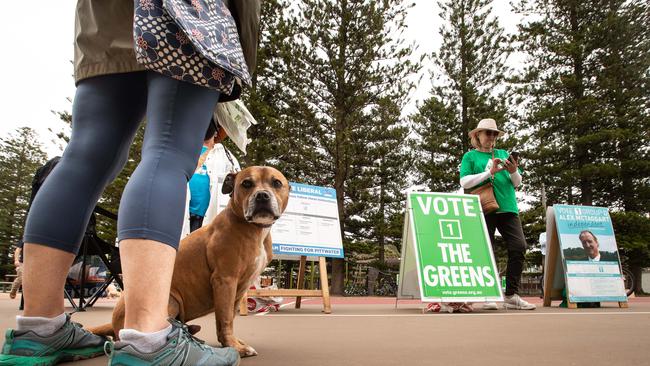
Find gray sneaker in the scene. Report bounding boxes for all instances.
[106,319,240,366]
[0,314,106,365]
[503,294,536,310]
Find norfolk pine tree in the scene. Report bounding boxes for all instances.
[290,0,419,294]
[593,0,650,293]
[237,0,322,182]
[413,0,511,193]
[358,97,413,263]
[592,0,650,213]
[514,0,606,206]
[0,127,47,277]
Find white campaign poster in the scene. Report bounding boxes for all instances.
[271,183,344,258]
[554,205,627,302]
[213,180,344,258]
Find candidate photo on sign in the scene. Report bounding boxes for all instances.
[561,230,619,262]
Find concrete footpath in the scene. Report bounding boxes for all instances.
[1,294,649,366]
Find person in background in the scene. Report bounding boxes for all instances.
[180,120,239,238]
[9,243,23,300]
[460,118,536,311]
[539,232,547,257]
[188,120,218,232]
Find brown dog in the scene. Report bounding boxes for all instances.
[89,166,290,357]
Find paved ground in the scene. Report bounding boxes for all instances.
[1,294,649,366]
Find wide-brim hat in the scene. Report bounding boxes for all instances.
[468,118,506,138]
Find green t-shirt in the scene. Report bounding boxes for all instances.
[459,149,521,215]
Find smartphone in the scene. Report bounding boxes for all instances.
[508,151,520,163]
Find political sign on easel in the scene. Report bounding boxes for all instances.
[270,183,344,259]
[210,182,344,314]
[398,192,503,303]
[543,205,627,308]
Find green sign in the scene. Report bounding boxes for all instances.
[399,192,503,302]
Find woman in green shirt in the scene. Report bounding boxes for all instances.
[459,118,536,311]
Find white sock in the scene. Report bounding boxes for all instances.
[119,325,173,353]
[16,313,67,336]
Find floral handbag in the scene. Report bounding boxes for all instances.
[133,0,251,95]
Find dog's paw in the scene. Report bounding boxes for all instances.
[233,339,258,357]
[238,344,258,357]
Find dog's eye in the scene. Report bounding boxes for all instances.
[242,180,253,189]
[272,179,283,189]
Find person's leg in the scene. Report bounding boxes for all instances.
[197,215,204,229]
[119,240,176,333]
[495,213,527,296]
[20,73,147,318]
[189,214,204,232]
[1,72,148,364]
[481,214,499,310]
[9,266,22,299]
[118,71,219,334]
[484,213,498,246]
[110,73,238,365]
[496,213,535,310]
[20,248,74,318]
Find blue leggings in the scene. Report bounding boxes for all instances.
[23,71,219,253]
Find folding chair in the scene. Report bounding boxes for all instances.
[63,207,122,312]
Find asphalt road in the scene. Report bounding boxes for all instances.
[1,295,649,366]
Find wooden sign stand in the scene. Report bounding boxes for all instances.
[543,207,627,309]
[239,256,332,315]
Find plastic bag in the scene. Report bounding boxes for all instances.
[214,100,257,154]
[247,283,283,314]
[423,302,474,313]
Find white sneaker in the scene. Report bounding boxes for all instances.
[503,294,536,310]
[482,302,498,310]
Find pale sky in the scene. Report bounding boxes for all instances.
[0,1,521,159]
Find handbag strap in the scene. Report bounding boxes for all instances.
[488,149,495,182]
[223,145,240,173]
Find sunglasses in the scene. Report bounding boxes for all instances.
[483,130,500,137]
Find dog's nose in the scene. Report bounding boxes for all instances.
[256,191,271,202]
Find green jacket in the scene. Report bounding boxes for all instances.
[74,0,260,86]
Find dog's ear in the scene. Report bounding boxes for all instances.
[222,172,237,195]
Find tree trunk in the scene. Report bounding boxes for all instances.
[330,168,346,296]
[378,178,386,263]
[460,10,469,152]
[330,258,345,295]
[618,85,636,210]
[328,0,349,296]
[632,264,645,295]
[569,3,592,206]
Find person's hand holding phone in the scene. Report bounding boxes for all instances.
[490,158,506,175]
[504,152,519,174]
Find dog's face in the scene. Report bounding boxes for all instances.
[222,166,290,226]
